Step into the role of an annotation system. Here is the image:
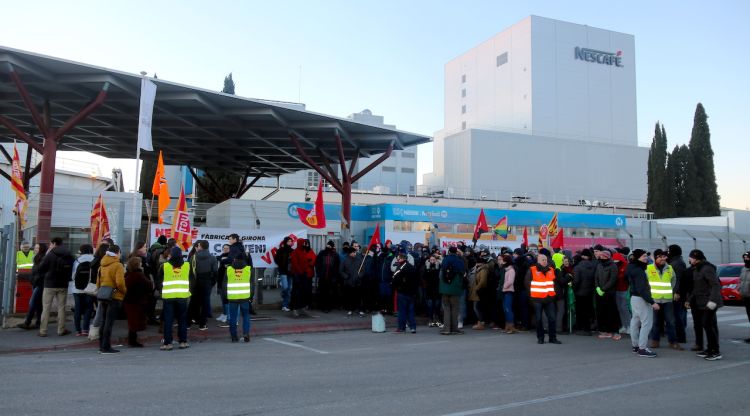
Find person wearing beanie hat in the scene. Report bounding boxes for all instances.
[646,249,681,350]
[686,250,723,360]
[594,247,621,340]
[627,249,659,357]
[612,252,631,336]
[668,244,690,344]
[315,239,340,313]
[161,246,190,350]
[739,252,750,343]
[572,248,597,335]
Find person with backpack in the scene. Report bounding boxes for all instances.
[71,244,95,336]
[38,237,74,337]
[440,246,466,335]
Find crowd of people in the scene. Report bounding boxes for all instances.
[13,234,750,360]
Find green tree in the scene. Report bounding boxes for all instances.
[197,73,244,203]
[646,122,668,217]
[687,103,720,215]
[669,145,700,217]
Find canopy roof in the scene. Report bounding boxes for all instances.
[0,46,431,176]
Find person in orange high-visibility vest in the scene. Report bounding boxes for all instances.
[525,253,562,345]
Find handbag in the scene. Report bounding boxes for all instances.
[83,282,98,296]
[96,286,116,301]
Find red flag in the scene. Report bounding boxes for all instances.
[548,212,559,237]
[551,228,565,249]
[472,208,489,244]
[522,227,529,247]
[365,223,381,252]
[171,185,192,251]
[297,179,326,229]
[90,195,111,248]
[10,143,28,227]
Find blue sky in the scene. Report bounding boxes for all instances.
[2,1,749,208]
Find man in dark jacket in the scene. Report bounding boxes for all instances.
[440,247,466,335]
[627,249,659,357]
[215,243,231,326]
[273,237,294,312]
[594,247,620,338]
[512,248,530,331]
[190,240,217,330]
[315,240,340,312]
[668,244,689,343]
[392,252,419,333]
[573,248,596,335]
[686,249,723,361]
[339,246,364,316]
[38,237,74,337]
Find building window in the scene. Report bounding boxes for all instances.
[461,88,466,98]
[461,74,466,83]
[401,152,415,159]
[461,121,466,130]
[409,185,415,193]
[306,171,320,189]
[401,167,415,173]
[382,166,396,172]
[461,105,466,114]
[496,52,508,67]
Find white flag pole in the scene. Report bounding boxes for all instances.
[130,71,150,253]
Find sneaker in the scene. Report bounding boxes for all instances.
[428,322,436,328]
[359,312,366,318]
[696,350,710,358]
[410,329,416,334]
[436,322,444,328]
[216,314,227,322]
[243,335,250,343]
[178,342,190,349]
[218,322,230,328]
[99,348,120,354]
[457,321,463,329]
[281,307,290,312]
[549,339,562,344]
[347,311,353,317]
[637,348,657,358]
[597,332,612,339]
[198,325,208,331]
[612,334,622,341]
[704,352,723,361]
[632,346,639,353]
[16,322,31,330]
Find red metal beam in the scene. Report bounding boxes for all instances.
[23,142,32,188]
[7,67,50,138]
[352,141,394,183]
[316,148,340,187]
[0,116,44,153]
[235,168,251,197]
[0,144,11,164]
[0,168,10,182]
[347,148,360,179]
[289,134,343,193]
[237,173,263,198]
[52,83,109,141]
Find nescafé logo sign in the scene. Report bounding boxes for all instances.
[574,47,623,67]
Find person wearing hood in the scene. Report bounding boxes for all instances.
[572,248,596,335]
[686,249,723,361]
[594,246,621,340]
[226,254,252,343]
[290,238,316,317]
[315,240,340,313]
[739,251,750,344]
[38,237,75,337]
[391,252,419,333]
[339,246,365,317]
[190,240,217,331]
[627,249,659,357]
[613,251,631,335]
[362,244,383,314]
[96,245,127,354]
[70,244,95,336]
[161,247,191,350]
[274,236,294,312]
[525,253,562,344]
[668,244,689,344]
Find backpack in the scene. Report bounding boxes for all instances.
[443,263,458,284]
[149,246,166,272]
[55,252,74,281]
[74,260,93,290]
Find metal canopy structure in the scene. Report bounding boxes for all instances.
[0,45,431,242]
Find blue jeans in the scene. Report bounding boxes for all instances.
[616,290,632,330]
[24,286,43,326]
[649,301,677,343]
[228,301,251,339]
[279,274,292,309]
[425,297,441,321]
[397,293,416,331]
[73,293,93,333]
[673,300,688,343]
[459,289,467,322]
[163,299,188,345]
[503,292,514,324]
[534,302,557,341]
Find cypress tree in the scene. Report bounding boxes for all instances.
[688,103,720,215]
[646,122,668,217]
[673,145,701,217]
[197,73,244,203]
[662,145,676,218]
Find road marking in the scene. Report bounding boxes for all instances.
[731,322,750,328]
[439,360,750,416]
[404,340,451,347]
[263,338,330,354]
[717,315,749,323]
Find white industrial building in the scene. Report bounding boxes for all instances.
[423,15,648,205]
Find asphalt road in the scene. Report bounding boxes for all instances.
[2,306,749,416]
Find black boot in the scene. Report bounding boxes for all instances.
[128,331,144,347]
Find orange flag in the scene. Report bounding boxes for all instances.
[151,151,170,224]
[171,185,192,251]
[10,143,28,227]
[90,195,111,248]
[297,179,326,229]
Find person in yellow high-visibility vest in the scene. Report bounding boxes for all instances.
[16,241,34,272]
[646,249,681,350]
[227,255,252,343]
[161,247,191,351]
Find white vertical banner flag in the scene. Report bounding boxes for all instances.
[137,78,157,151]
